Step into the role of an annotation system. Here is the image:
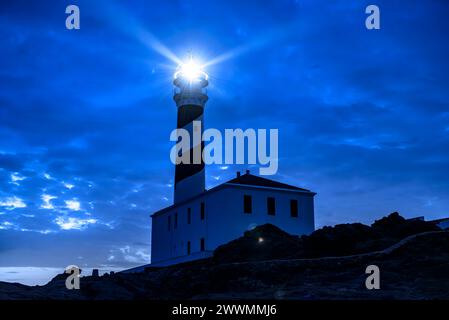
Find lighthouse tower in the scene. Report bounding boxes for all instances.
[140,56,316,269]
[173,59,209,203]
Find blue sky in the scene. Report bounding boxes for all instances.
[1,0,449,284]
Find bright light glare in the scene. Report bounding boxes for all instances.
[174,59,208,82]
[181,61,202,80]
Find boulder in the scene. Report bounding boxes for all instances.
[372,212,440,238]
[213,224,303,263]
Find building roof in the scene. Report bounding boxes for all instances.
[429,217,449,224]
[151,171,314,217]
[225,172,310,192]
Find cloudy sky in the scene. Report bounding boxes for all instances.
[1,0,448,284]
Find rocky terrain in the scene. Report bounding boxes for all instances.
[1,212,448,300]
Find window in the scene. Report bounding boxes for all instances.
[200,202,205,220]
[174,212,178,229]
[267,197,275,215]
[168,215,171,231]
[200,238,205,251]
[187,241,191,255]
[243,195,252,214]
[290,199,298,218]
[187,208,191,224]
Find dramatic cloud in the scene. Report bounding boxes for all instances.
[65,200,81,212]
[63,183,74,190]
[0,197,27,210]
[10,172,26,185]
[54,216,97,231]
[40,194,56,210]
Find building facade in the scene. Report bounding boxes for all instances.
[151,171,316,266]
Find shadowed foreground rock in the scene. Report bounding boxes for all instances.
[213,212,441,262]
[1,212,448,300]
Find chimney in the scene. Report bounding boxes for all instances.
[92,269,99,277]
[236,171,241,177]
[246,170,250,175]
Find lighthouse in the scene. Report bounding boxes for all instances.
[173,59,209,203]
[143,55,316,269]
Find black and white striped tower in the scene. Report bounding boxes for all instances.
[173,59,208,203]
